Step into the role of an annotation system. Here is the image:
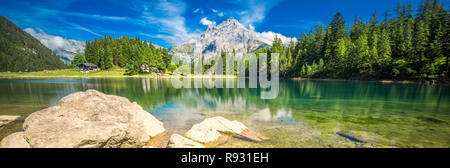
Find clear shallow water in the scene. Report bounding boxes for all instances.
[0,78,449,148]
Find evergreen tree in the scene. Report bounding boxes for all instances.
[70,53,87,68]
[324,11,347,69]
[84,36,172,74]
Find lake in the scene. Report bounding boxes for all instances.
[0,78,449,148]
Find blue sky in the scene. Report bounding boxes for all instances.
[0,0,447,48]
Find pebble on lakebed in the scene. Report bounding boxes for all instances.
[0,89,267,148]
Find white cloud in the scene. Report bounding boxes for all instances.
[139,0,201,46]
[24,27,86,62]
[25,28,64,50]
[34,7,130,21]
[68,23,103,37]
[256,31,297,45]
[193,8,201,13]
[24,27,85,51]
[200,17,216,26]
[210,9,223,17]
[234,0,281,28]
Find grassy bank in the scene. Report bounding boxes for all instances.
[0,68,161,78]
[2,69,444,85]
[0,69,238,78]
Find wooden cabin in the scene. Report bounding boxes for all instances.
[140,64,162,73]
[79,63,99,72]
[140,64,150,73]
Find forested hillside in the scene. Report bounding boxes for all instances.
[0,16,66,72]
[256,0,448,80]
[84,36,175,74]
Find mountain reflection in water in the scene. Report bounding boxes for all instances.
[0,78,449,148]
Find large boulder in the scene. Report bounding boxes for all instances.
[185,116,267,143]
[167,134,204,148]
[1,90,165,148]
[0,115,20,128]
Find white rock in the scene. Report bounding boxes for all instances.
[0,115,20,127]
[186,124,222,143]
[9,89,164,148]
[0,132,30,148]
[201,116,248,134]
[167,134,204,148]
[185,116,249,143]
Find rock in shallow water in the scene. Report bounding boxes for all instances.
[185,116,267,144]
[0,115,20,128]
[237,129,269,142]
[0,132,30,148]
[167,134,204,148]
[185,123,223,143]
[1,89,165,148]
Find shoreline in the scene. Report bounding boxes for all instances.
[0,70,447,85]
[290,77,449,85]
[0,74,239,79]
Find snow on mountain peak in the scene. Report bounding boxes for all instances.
[170,17,297,61]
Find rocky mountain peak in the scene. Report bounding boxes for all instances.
[224,16,239,24]
[218,17,245,29]
[170,17,297,62]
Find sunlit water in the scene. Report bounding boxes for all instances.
[0,78,449,148]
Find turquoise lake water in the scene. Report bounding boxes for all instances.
[0,78,449,148]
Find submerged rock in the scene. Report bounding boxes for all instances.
[0,115,20,128]
[336,132,366,144]
[185,116,267,143]
[0,132,30,148]
[416,116,447,124]
[167,134,204,148]
[1,90,165,148]
[237,129,269,142]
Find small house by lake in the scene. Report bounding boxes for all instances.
[140,64,162,73]
[140,64,150,73]
[79,63,99,72]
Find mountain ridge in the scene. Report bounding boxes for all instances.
[24,28,85,63]
[0,16,66,72]
[170,17,297,61]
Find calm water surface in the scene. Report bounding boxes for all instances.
[0,78,449,148]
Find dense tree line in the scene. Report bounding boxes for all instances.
[257,0,449,80]
[84,36,175,75]
[0,16,67,72]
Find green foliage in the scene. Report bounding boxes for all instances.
[167,63,178,73]
[0,16,66,72]
[70,53,87,68]
[253,0,448,80]
[125,61,140,75]
[84,36,172,75]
